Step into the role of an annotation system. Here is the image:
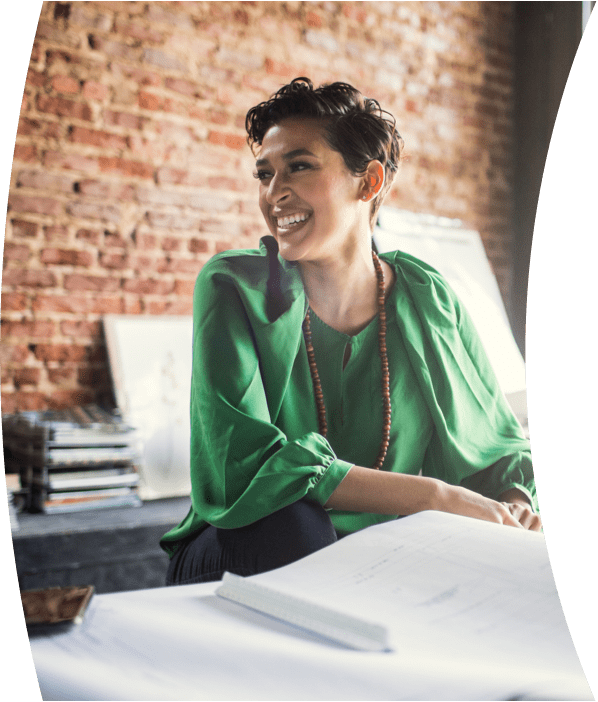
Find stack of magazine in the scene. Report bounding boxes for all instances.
[2,405,142,514]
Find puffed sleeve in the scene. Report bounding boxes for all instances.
[185,255,354,531]
[393,252,537,512]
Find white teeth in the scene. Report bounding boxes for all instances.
[277,213,309,228]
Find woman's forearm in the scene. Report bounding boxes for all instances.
[324,465,533,529]
[324,465,439,515]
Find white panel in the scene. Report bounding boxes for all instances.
[104,315,193,499]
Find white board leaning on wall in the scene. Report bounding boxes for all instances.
[374,206,528,428]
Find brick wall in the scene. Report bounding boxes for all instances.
[2,1,516,413]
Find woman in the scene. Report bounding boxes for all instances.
[162,78,540,585]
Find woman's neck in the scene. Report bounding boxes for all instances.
[298,242,394,336]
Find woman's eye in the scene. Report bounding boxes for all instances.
[253,170,272,181]
[289,161,311,173]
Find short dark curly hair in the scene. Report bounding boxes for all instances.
[245,77,403,228]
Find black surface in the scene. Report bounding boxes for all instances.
[11,497,191,594]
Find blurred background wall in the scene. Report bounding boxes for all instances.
[1,1,585,413]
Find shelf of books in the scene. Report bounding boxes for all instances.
[2,405,142,514]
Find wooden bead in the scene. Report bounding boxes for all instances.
[303,250,391,467]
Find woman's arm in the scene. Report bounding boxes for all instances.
[325,465,541,530]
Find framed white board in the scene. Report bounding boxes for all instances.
[374,207,528,426]
[104,315,193,499]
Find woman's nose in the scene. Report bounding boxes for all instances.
[265,174,291,205]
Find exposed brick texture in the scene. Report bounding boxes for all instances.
[3,1,516,412]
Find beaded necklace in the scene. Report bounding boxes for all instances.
[302,250,391,470]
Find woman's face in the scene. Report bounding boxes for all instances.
[254,117,367,263]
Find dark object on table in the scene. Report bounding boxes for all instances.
[22,585,95,633]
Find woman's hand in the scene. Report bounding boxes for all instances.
[434,483,542,531]
[497,488,542,531]
[325,467,541,531]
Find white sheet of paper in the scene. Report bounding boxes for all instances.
[29,513,592,701]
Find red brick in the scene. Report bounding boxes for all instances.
[89,296,125,314]
[3,243,31,262]
[137,234,157,250]
[309,10,325,27]
[188,192,235,212]
[164,77,198,96]
[189,238,209,253]
[110,63,162,87]
[148,298,193,315]
[70,126,128,150]
[89,35,140,61]
[64,275,120,293]
[1,293,28,311]
[1,392,46,413]
[159,258,201,275]
[76,228,101,245]
[139,91,164,110]
[156,166,188,185]
[114,18,165,43]
[208,176,246,192]
[208,130,246,150]
[2,320,56,339]
[99,157,154,179]
[43,225,70,242]
[60,320,101,338]
[123,298,143,314]
[103,110,144,130]
[32,295,89,314]
[47,367,77,385]
[51,75,80,94]
[174,279,196,296]
[99,253,129,269]
[26,68,45,87]
[2,269,57,288]
[7,194,62,216]
[121,278,175,295]
[66,201,121,223]
[13,144,38,163]
[44,150,99,173]
[161,237,181,252]
[146,211,199,229]
[75,180,135,200]
[82,80,109,101]
[37,95,93,121]
[45,49,83,66]
[11,219,38,238]
[16,170,74,192]
[13,368,41,388]
[40,248,94,266]
[1,345,30,363]
[33,344,88,363]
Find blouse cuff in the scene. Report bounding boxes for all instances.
[308,457,354,506]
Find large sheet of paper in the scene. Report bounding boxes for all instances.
[29,512,592,701]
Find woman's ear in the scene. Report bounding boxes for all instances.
[360,161,385,201]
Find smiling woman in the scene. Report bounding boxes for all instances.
[160,78,540,586]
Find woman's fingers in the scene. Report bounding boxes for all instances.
[504,502,543,531]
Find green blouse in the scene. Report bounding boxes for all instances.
[160,237,535,556]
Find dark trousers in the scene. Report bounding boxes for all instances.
[166,499,339,585]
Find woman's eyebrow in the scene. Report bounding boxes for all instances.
[255,148,317,168]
